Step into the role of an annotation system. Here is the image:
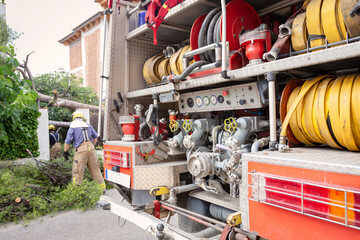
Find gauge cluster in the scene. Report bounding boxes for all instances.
[178,83,263,113]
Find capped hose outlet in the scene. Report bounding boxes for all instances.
[187,152,214,179]
[183,135,195,149]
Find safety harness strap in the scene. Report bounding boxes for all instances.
[81,127,90,142]
[50,133,59,142]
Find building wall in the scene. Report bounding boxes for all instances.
[69,40,82,70]
[84,27,101,94]
[67,20,103,95]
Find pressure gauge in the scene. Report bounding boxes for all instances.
[210,95,217,105]
[218,95,224,103]
[203,96,210,106]
[187,97,194,108]
[195,96,203,107]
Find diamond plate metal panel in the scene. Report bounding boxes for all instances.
[240,158,250,231]
[133,161,188,190]
[133,141,172,165]
[105,140,186,165]
[128,40,165,92]
[242,147,360,175]
[105,3,128,140]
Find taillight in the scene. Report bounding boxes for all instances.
[104,150,131,168]
[249,172,360,230]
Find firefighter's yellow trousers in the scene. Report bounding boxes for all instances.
[72,141,106,191]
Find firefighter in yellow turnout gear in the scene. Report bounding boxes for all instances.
[64,111,106,192]
[49,125,62,159]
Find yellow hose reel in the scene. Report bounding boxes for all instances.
[280,73,360,151]
[143,45,192,86]
[292,0,360,51]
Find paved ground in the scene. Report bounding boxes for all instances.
[0,189,156,240]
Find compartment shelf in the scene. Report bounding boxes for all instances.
[125,40,360,99]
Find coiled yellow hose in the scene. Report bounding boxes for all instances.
[280,74,360,151]
[143,46,192,85]
[291,0,359,51]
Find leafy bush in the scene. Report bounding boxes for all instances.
[0,108,40,160]
[54,180,102,211]
[0,156,105,225]
[0,45,39,160]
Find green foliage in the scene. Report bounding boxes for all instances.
[53,180,102,211]
[0,45,39,160]
[35,70,98,122]
[0,108,40,160]
[0,16,21,64]
[0,157,104,224]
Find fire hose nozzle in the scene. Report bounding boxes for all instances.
[278,18,294,38]
[278,135,289,152]
[279,24,292,38]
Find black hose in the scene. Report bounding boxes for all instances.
[214,16,221,44]
[198,8,221,61]
[206,11,222,62]
[173,61,209,82]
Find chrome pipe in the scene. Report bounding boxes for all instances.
[184,43,219,58]
[266,72,277,148]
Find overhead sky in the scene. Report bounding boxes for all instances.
[5,0,102,76]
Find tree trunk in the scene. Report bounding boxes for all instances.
[48,120,71,128]
[37,92,99,111]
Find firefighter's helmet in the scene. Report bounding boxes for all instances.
[72,111,85,121]
[48,125,56,131]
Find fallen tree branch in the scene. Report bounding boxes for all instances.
[15,53,99,111]
[48,120,70,128]
[37,92,99,111]
[26,149,72,185]
[29,194,52,203]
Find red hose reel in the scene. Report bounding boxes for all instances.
[190,0,261,71]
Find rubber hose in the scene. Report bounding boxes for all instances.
[198,8,221,61]
[280,74,360,151]
[204,11,221,62]
[206,11,222,62]
[214,16,221,44]
[173,61,209,81]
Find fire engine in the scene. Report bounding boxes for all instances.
[97,0,360,239]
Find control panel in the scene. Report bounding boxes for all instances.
[178,83,263,113]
